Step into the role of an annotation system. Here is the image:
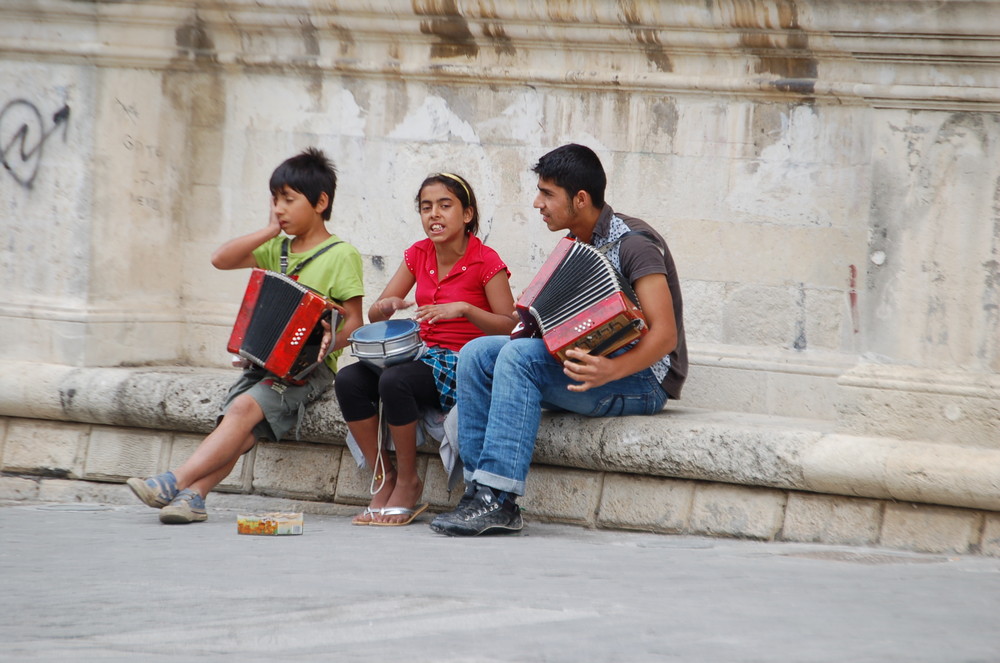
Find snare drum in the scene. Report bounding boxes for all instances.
[348,319,426,370]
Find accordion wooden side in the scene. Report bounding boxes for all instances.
[514,238,647,362]
[227,268,342,384]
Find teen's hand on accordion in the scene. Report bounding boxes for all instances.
[563,273,678,393]
[562,348,616,391]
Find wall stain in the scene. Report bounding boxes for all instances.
[481,21,516,57]
[713,0,817,94]
[651,98,678,136]
[59,387,76,411]
[793,282,807,350]
[415,0,479,59]
[298,16,324,106]
[618,0,673,72]
[175,14,217,63]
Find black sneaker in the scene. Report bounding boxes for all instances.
[430,484,523,536]
[429,482,478,531]
[429,482,478,532]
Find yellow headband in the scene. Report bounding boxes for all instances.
[438,172,472,204]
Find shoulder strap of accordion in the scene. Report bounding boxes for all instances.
[280,238,290,274]
[596,230,664,257]
[280,238,343,276]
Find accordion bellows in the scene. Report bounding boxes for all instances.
[227,269,341,383]
[515,238,646,361]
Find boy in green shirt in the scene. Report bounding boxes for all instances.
[128,148,364,523]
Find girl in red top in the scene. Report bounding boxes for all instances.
[334,173,516,526]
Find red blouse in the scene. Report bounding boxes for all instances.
[404,235,510,351]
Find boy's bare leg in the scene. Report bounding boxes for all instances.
[346,415,396,524]
[173,394,263,496]
[186,432,255,498]
[374,421,423,524]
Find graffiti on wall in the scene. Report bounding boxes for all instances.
[0,99,71,189]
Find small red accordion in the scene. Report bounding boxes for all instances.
[227,269,343,384]
[513,238,647,361]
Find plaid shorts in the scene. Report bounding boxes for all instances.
[418,345,458,412]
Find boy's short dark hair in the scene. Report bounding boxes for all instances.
[532,143,606,209]
[269,147,337,220]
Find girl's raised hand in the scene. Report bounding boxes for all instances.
[376,296,414,317]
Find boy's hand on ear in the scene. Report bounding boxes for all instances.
[267,202,282,237]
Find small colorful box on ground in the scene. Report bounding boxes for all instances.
[236,512,304,536]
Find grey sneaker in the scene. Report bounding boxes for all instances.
[126,472,178,508]
[430,484,522,536]
[159,489,207,524]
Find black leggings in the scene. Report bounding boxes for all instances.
[334,360,440,426]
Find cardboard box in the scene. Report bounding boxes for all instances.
[236,512,304,536]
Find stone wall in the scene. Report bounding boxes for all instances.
[1,1,998,523]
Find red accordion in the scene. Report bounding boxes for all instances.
[227,269,343,384]
[513,238,647,361]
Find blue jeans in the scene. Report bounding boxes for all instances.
[457,335,668,496]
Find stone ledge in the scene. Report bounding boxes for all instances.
[2,474,997,557]
[2,361,999,515]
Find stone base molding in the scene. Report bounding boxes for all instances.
[2,361,998,556]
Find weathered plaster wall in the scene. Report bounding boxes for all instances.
[0,1,997,448]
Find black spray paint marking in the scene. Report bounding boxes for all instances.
[0,99,71,189]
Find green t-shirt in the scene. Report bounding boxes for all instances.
[252,233,364,372]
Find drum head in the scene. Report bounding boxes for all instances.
[349,319,419,343]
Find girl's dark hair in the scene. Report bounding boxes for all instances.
[269,147,338,220]
[532,143,606,209]
[415,172,480,236]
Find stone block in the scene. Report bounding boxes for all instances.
[333,448,429,506]
[723,284,799,348]
[680,363,768,414]
[689,483,786,540]
[804,287,850,352]
[597,411,814,491]
[335,452,373,505]
[252,442,343,501]
[209,491,353,517]
[597,474,694,532]
[170,433,248,492]
[979,514,1000,557]
[0,476,40,502]
[298,392,350,444]
[677,280,726,343]
[836,365,1000,448]
[156,371,230,433]
[421,456,465,508]
[520,465,601,525]
[82,426,170,480]
[2,420,87,478]
[37,479,135,506]
[532,412,607,472]
[880,503,982,554]
[781,492,881,546]
[765,371,840,421]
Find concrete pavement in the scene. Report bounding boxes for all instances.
[2,501,999,662]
